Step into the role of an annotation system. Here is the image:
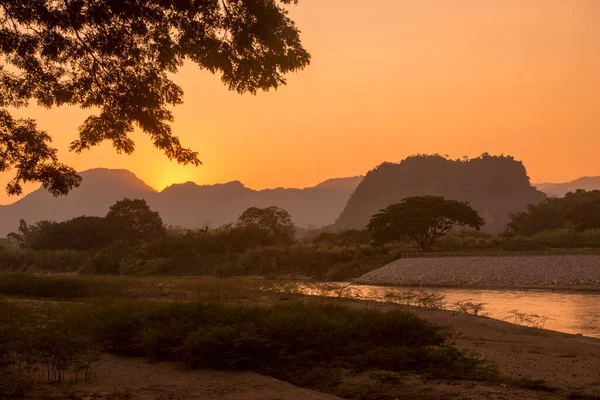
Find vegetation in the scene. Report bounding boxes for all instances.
[506,190,600,236]
[236,206,296,245]
[0,293,496,394]
[0,0,309,195]
[5,189,600,280]
[368,196,485,251]
[106,198,166,243]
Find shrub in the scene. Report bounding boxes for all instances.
[89,301,494,386]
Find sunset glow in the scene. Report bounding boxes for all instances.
[1,0,599,203]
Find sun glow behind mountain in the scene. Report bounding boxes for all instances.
[1,0,599,205]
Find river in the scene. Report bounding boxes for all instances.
[288,283,600,338]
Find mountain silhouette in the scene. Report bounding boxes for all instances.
[535,177,600,197]
[0,169,362,236]
[335,154,546,233]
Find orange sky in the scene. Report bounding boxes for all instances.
[2,0,600,205]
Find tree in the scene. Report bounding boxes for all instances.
[27,216,113,250]
[565,190,600,231]
[368,196,485,251]
[7,218,30,247]
[504,189,600,235]
[106,198,165,243]
[236,206,295,244]
[0,1,310,195]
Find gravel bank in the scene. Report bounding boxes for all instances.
[354,255,600,287]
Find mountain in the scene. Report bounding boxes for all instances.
[335,154,546,233]
[0,169,362,236]
[152,176,362,229]
[535,177,600,198]
[0,169,158,237]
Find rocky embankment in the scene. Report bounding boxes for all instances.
[354,255,600,287]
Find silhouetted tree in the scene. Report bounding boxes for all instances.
[236,206,295,244]
[0,1,310,195]
[7,219,30,247]
[565,190,600,231]
[106,198,165,243]
[33,216,114,250]
[368,196,485,251]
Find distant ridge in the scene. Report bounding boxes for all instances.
[0,169,362,236]
[535,176,600,197]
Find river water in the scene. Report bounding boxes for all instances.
[289,283,600,339]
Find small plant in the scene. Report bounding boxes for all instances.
[453,300,489,316]
[415,292,446,309]
[504,310,551,328]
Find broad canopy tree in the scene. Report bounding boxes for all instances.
[106,198,165,243]
[368,196,485,251]
[0,0,310,195]
[236,205,295,244]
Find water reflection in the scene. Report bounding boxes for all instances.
[290,283,600,338]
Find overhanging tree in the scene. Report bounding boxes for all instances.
[368,196,485,251]
[0,0,310,195]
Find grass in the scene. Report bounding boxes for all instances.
[0,274,132,299]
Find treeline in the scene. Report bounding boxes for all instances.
[4,190,600,280]
[2,200,395,280]
[505,190,600,236]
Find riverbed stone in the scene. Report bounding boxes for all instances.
[353,255,600,287]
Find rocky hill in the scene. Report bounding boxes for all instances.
[335,154,546,233]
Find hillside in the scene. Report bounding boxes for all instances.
[536,176,600,197]
[335,154,546,233]
[0,170,362,236]
[0,169,158,237]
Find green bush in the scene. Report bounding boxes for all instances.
[89,301,494,386]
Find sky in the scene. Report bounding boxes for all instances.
[2,0,600,205]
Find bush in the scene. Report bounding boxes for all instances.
[88,301,494,386]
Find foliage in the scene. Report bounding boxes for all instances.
[0,110,81,196]
[0,0,309,195]
[336,154,546,233]
[0,302,99,383]
[310,228,372,246]
[28,217,113,250]
[106,198,166,243]
[236,206,296,245]
[7,198,164,251]
[0,248,89,273]
[0,297,496,394]
[506,190,600,236]
[368,196,485,251]
[89,301,493,384]
[7,218,30,247]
